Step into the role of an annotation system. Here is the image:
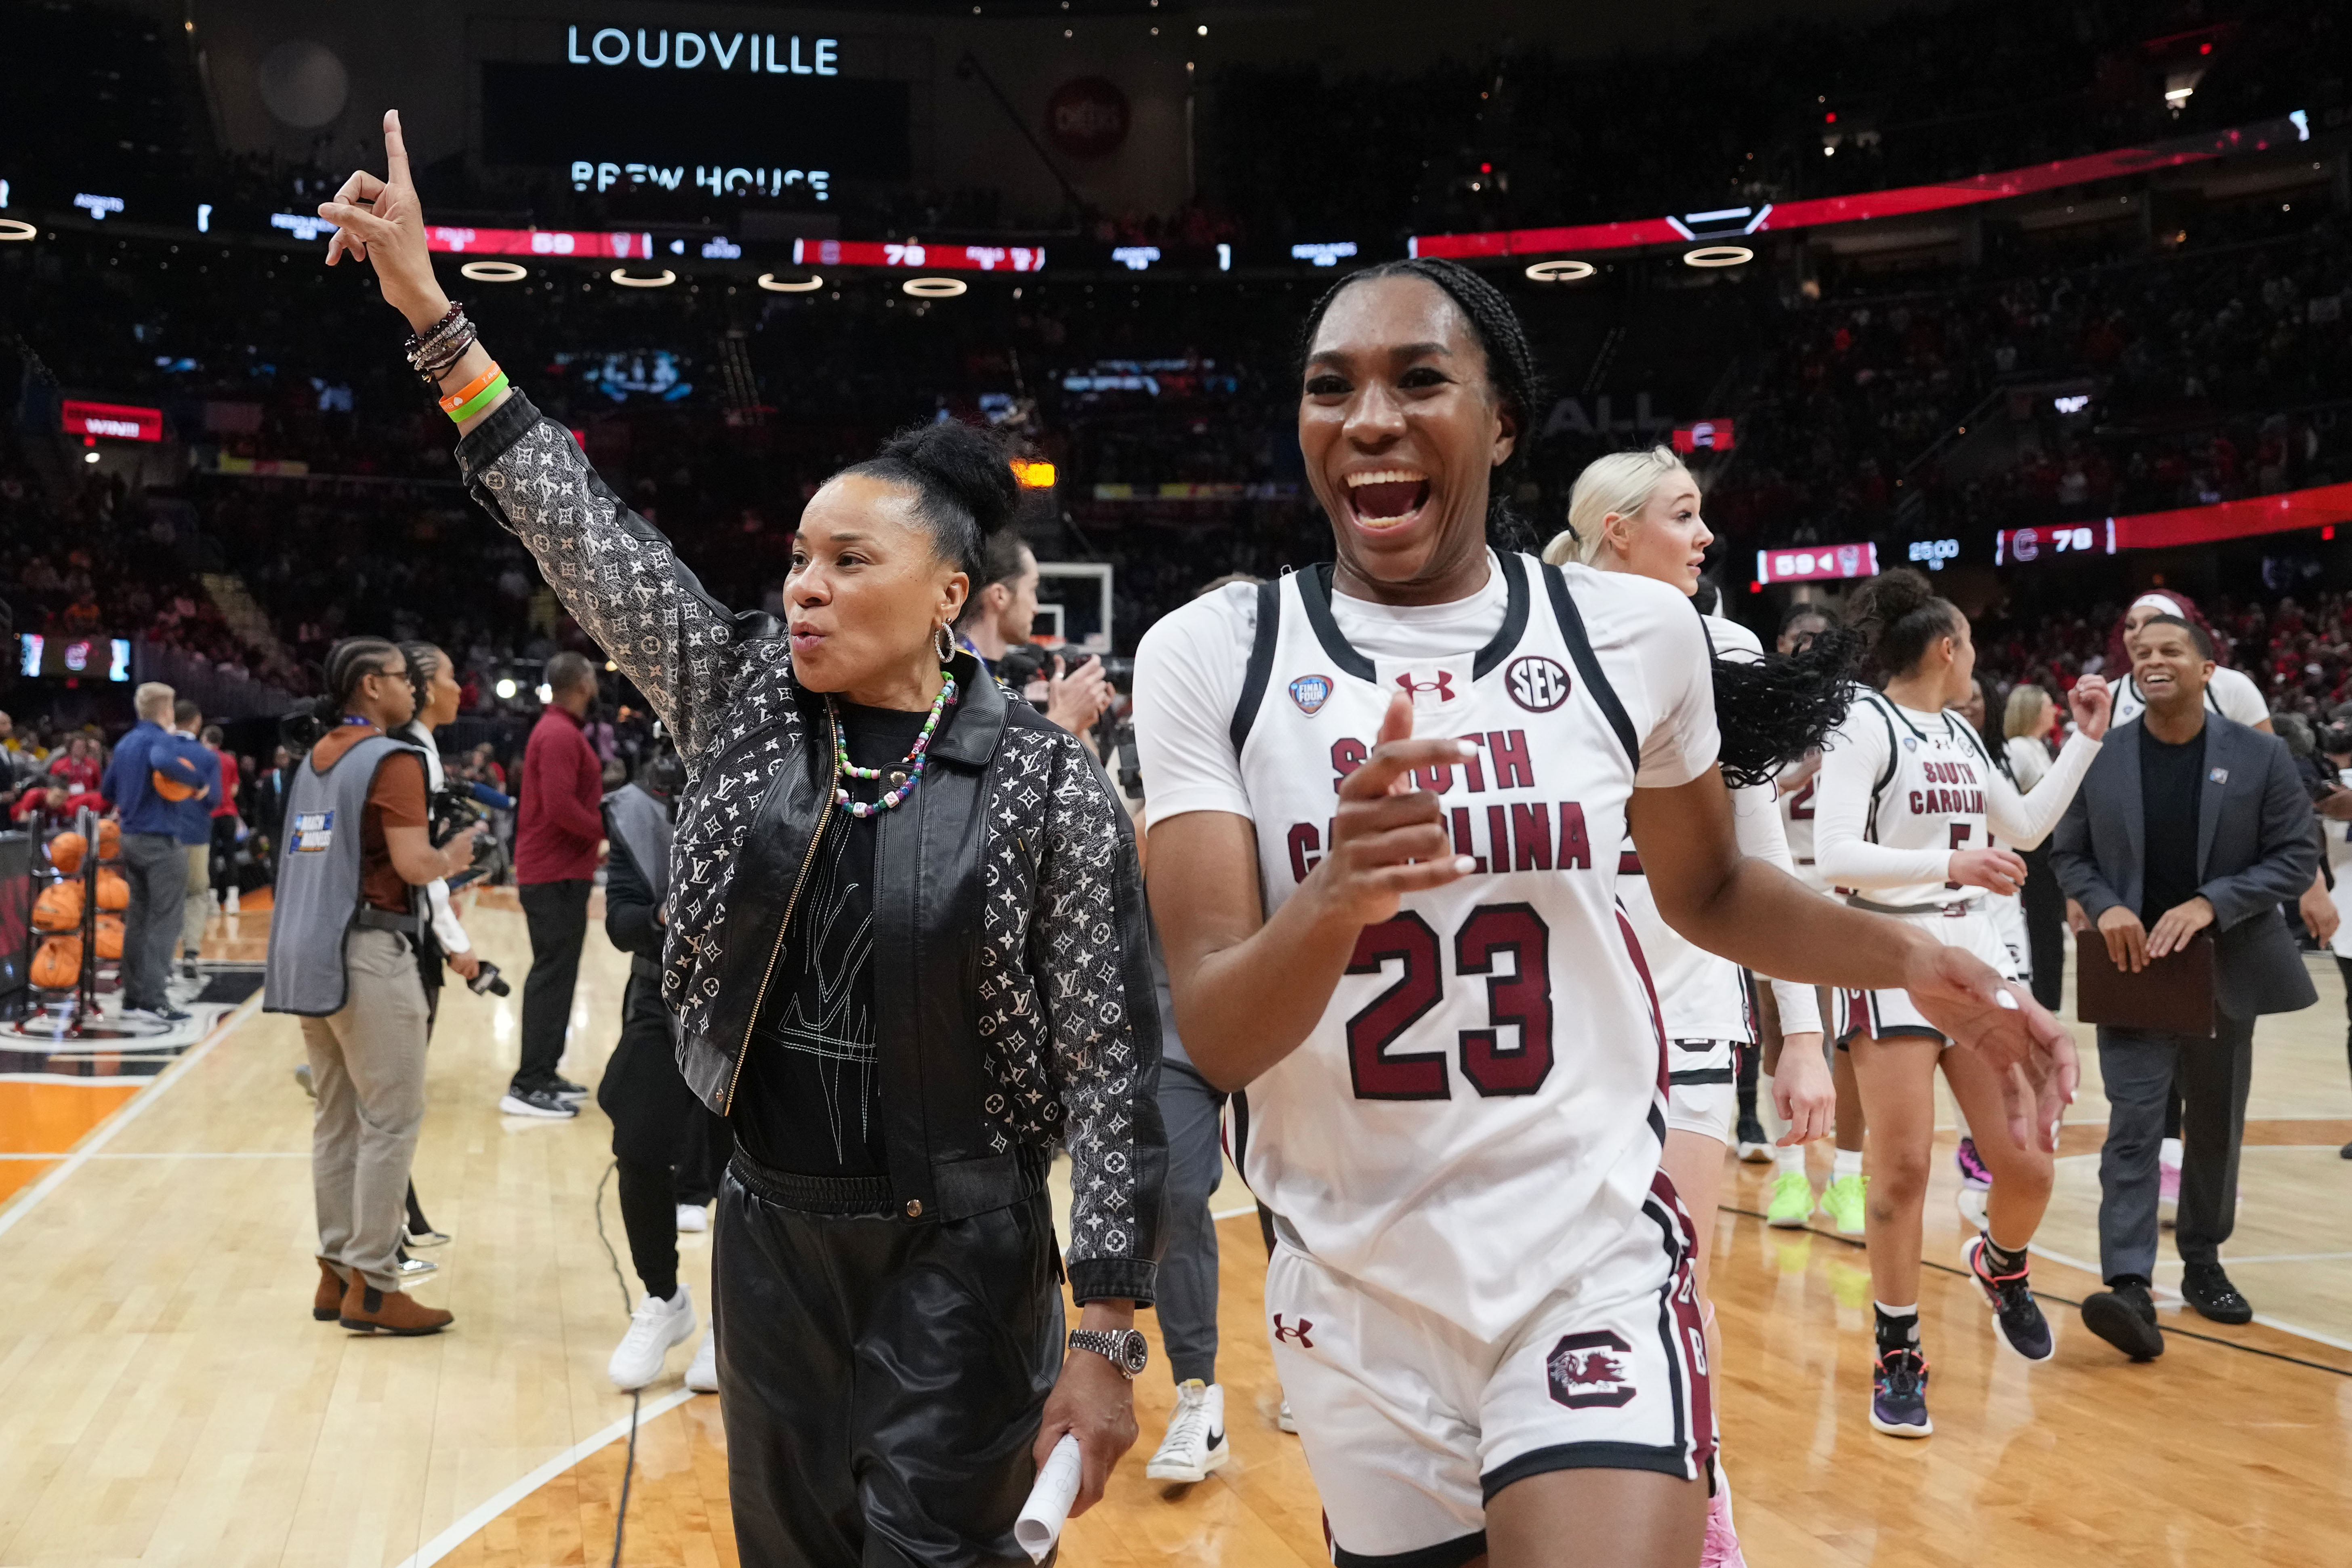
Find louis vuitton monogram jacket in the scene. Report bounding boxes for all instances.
[458,393,1163,1304]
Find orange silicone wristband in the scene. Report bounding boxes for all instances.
[437,361,501,413]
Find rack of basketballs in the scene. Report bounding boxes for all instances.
[25,811,126,1020]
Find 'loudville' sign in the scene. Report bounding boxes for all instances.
[566,26,839,74]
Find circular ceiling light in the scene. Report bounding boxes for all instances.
[0,219,37,242]
[1683,245,1754,268]
[459,260,528,283]
[903,277,968,298]
[610,268,677,288]
[757,272,824,292]
[1524,259,1595,283]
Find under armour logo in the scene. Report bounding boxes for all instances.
[1271,1314,1315,1348]
[1394,670,1456,703]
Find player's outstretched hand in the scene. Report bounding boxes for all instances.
[317,109,452,332]
[1904,943,2076,1151]
[1772,1032,1835,1145]
[1311,692,1478,929]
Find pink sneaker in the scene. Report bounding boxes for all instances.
[2159,1144,2181,1212]
[1701,1476,1748,1568]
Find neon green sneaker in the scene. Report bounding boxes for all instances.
[1766,1168,1814,1228]
[1820,1172,1868,1236]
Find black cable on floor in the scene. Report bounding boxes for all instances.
[1724,1204,2352,1379]
[595,1160,644,1567]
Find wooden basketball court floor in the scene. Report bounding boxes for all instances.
[4,893,2351,1567]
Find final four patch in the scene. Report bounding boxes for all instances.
[1289,674,1333,715]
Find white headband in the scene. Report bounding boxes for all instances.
[2130,593,2184,618]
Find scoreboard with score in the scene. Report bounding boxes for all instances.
[1755,541,1879,584]
[791,239,1046,272]
[1996,522,2115,564]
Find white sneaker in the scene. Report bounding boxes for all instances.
[1145,1380,1229,1482]
[676,1204,709,1234]
[608,1283,696,1390]
[685,1331,719,1394]
[1277,1396,1297,1434]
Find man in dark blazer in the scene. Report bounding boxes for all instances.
[2052,614,2318,1360]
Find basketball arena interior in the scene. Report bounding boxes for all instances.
[2,1,2350,1564]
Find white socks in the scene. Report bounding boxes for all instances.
[1833,1148,1864,1181]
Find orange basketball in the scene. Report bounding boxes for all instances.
[31,935,82,991]
[95,914,124,961]
[151,768,202,803]
[47,831,88,876]
[95,867,129,911]
[97,820,120,860]
[33,881,85,933]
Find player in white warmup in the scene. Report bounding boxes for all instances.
[1135,260,2076,1568]
[1812,568,2109,1440]
[1541,447,1837,1568]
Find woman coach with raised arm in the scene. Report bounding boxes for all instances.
[320,113,1166,1568]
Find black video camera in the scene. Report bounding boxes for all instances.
[466,958,513,998]
[431,782,508,887]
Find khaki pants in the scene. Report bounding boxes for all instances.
[304,927,431,1293]
[179,843,209,963]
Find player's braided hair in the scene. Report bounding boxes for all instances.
[1846,567,1963,684]
[1296,257,1547,551]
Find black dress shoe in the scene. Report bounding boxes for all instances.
[2081,1278,2164,1361]
[2180,1262,2253,1324]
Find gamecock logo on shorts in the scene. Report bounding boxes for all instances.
[1546,1330,1637,1409]
[1505,655,1572,713]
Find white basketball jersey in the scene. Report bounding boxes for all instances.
[2328,767,2352,960]
[1829,689,1999,909]
[1223,553,1710,1338]
[1780,771,1820,874]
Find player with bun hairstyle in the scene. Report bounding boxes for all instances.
[1545,446,1845,1566]
[321,115,1166,1566]
[1139,258,2076,1567]
[1812,568,2110,1440]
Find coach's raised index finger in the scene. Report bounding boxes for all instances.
[384,109,412,187]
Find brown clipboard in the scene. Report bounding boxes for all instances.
[2073,927,2216,1037]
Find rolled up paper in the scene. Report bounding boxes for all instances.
[1014,1433,1083,1563]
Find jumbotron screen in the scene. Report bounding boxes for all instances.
[479,57,911,182]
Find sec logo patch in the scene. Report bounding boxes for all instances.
[1505,655,1571,713]
[1289,675,1333,715]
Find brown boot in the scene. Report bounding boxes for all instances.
[313,1258,348,1321]
[339,1270,454,1335]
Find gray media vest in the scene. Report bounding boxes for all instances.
[603,782,673,980]
[263,735,425,1016]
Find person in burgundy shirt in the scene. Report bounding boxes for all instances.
[202,723,242,906]
[507,649,606,1116]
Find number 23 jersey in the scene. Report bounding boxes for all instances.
[1134,552,1719,1338]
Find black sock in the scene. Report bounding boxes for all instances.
[2106,1273,2150,1292]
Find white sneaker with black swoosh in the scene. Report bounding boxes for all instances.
[1145,1380,1229,1483]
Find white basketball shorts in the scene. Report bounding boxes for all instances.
[1265,1174,1714,1567]
[1833,905,2016,1047]
[1665,1038,1738,1142]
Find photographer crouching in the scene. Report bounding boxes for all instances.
[266,637,485,1334]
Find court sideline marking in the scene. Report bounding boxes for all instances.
[0,994,261,1242]
[385,1387,700,1568]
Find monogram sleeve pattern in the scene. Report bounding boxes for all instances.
[460,395,748,763]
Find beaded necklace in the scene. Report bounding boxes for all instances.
[830,672,958,818]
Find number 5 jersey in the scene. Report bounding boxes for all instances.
[1134,551,1719,1337]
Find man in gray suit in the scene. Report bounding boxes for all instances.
[2052,614,2318,1359]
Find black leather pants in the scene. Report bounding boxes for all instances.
[713,1152,1064,1568]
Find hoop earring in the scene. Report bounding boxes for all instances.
[935,623,956,665]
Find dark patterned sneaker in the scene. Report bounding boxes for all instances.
[2181,1263,2253,1325]
[1964,1234,2055,1362]
[1870,1347,1931,1438]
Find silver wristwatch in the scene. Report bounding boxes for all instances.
[1068,1328,1149,1380]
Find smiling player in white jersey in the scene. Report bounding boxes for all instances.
[1542,446,1835,1568]
[1135,259,2077,1568]
[1813,568,2109,1441]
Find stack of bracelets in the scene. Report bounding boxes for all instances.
[437,361,508,424]
[404,301,477,389]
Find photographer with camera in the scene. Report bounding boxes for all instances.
[266,637,485,1336]
[954,531,1114,740]
[598,743,733,1393]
